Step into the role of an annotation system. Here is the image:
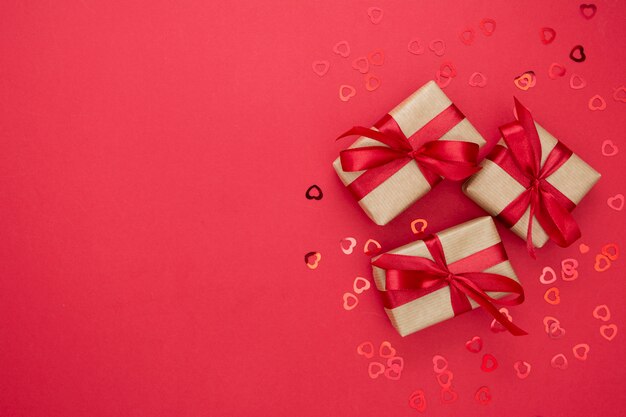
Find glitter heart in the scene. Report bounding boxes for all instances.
[435,370,453,388]
[539,266,557,284]
[548,62,567,79]
[342,292,358,310]
[569,45,586,62]
[379,341,396,358]
[332,40,350,58]
[540,27,556,45]
[435,70,452,88]
[600,324,617,341]
[312,60,330,77]
[429,39,446,57]
[440,388,458,404]
[407,38,425,55]
[340,237,357,255]
[602,243,619,260]
[368,361,385,378]
[513,361,531,379]
[432,355,448,373]
[479,18,496,36]
[469,72,487,87]
[408,389,427,412]
[607,194,624,211]
[363,238,382,256]
[613,86,626,102]
[367,7,383,24]
[339,85,356,102]
[490,307,512,333]
[410,218,428,234]
[569,73,587,89]
[579,4,597,19]
[459,28,475,45]
[593,304,611,322]
[305,184,323,200]
[588,95,607,111]
[544,287,561,305]
[353,276,371,294]
[579,243,590,253]
[305,252,321,270]
[543,316,561,333]
[481,353,498,372]
[351,56,369,74]
[474,386,491,405]
[601,140,618,156]
[551,353,568,370]
[364,73,381,92]
[368,49,384,66]
[357,341,374,358]
[465,336,483,353]
[572,343,590,360]
[594,254,611,272]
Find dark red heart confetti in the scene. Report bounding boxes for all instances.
[305,184,323,200]
[569,45,586,63]
[579,4,597,20]
[481,353,499,372]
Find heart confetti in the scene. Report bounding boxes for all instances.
[342,292,358,310]
[379,341,396,358]
[548,62,567,79]
[429,39,446,57]
[312,60,330,77]
[352,56,369,74]
[332,40,350,58]
[602,243,619,260]
[544,287,561,305]
[543,316,561,333]
[474,386,491,405]
[305,252,321,270]
[408,389,427,412]
[592,304,611,322]
[594,254,611,272]
[514,71,536,91]
[436,370,453,388]
[490,307,513,333]
[588,95,607,111]
[305,184,323,200]
[613,86,626,102]
[459,28,475,45]
[357,341,375,358]
[569,45,586,62]
[469,72,487,87]
[551,353,568,370]
[439,61,457,79]
[579,243,590,254]
[432,355,449,373]
[340,237,357,255]
[561,258,579,281]
[368,361,385,379]
[600,324,618,341]
[569,73,587,89]
[367,7,384,24]
[579,4,597,19]
[540,27,556,45]
[465,336,483,353]
[364,239,382,256]
[368,49,385,66]
[435,70,452,88]
[339,85,356,102]
[479,18,496,36]
[440,388,458,404]
[364,73,381,92]
[353,276,371,294]
[607,194,624,211]
[410,218,428,234]
[572,343,590,360]
[407,38,425,55]
[481,353,498,372]
[539,266,557,284]
[513,361,532,379]
[601,140,619,156]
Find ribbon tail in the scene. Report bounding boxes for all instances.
[535,188,581,247]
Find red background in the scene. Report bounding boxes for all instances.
[1,1,625,416]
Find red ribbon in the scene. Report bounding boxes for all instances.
[338,104,481,200]
[491,98,579,257]
[372,235,527,336]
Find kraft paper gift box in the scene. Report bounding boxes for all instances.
[371,217,524,337]
[463,100,601,249]
[334,80,486,226]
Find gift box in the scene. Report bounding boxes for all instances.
[371,216,526,337]
[463,99,601,250]
[334,81,486,226]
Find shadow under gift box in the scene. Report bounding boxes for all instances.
[333,81,486,226]
[463,122,601,249]
[371,216,520,337]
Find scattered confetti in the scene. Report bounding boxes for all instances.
[305,252,322,269]
[548,62,567,79]
[607,194,624,211]
[408,389,427,412]
[357,341,374,358]
[592,304,611,321]
[368,361,386,378]
[588,94,607,111]
[440,388,458,404]
[407,38,425,55]
[550,353,568,370]
[479,18,496,36]
[364,238,382,255]
[539,266,557,284]
[305,184,323,200]
[569,45,586,62]
[513,360,532,379]
[342,292,359,310]
[548,321,566,339]
[436,370,453,388]
[561,258,579,281]
[332,40,350,58]
[579,243,590,253]
[540,27,556,44]
[569,73,587,89]
[312,60,330,77]
[353,276,371,294]
[465,336,483,353]
[339,85,356,102]
[602,243,619,260]
[481,353,498,372]
[469,72,487,87]
[368,49,384,66]
[352,56,369,74]
[474,386,491,405]
[429,39,446,57]
[379,341,396,358]
[364,73,381,92]
[579,4,597,19]
[594,254,611,272]
[432,355,449,373]
[601,140,618,156]
[543,316,561,333]
[340,237,357,255]
[359,341,404,381]
[544,287,561,305]
[600,324,618,341]
[514,71,536,91]
[410,218,428,234]
[572,343,590,360]
[459,28,475,45]
[367,7,384,24]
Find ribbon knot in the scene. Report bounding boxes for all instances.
[495,98,579,257]
[372,234,527,336]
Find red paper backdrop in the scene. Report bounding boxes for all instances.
[1,1,625,416]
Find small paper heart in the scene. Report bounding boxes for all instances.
[601,140,619,156]
[342,292,358,310]
[368,361,385,378]
[351,56,369,74]
[368,49,384,66]
[543,316,561,333]
[435,70,452,88]
[305,252,321,270]
[363,238,382,256]
[340,237,357,255]
[613,86,626,102]
[469,72,487,87]
[305,184,323,200]
[548,322,566,339]
[367,7,384,24]
[474,386,491,405]
[379,341,396,358]
[539,266,557,285]
[436,370,453,388]
[432,355,448,373]
[579,4,597,19]
[459,28,475,45]
[550,353,568,370]
[353,276,371,294]
[588,94,607,111]
[408,390,427,412]
[312,60,330,77]
[569,73,587,89]
[572,343,590,360]
[339,85,356,102]
[592,304,611,322]
[332,40,350,58]
[594,254,611,272]
[601,243,619,260]
[481,354,498,372]
[428,39,446,57]
[465,336,483,353]
[579,243,590,254]
[600,324,618,341]
[440,388,458,404]
[364,73,381,92]
[357,341,374,358]
[439,61,456,78]
[540,27,556,45]
[479,18,496,36]
[513,360,531,379]
[607,194,624,211]
[548,62,567,79]
[569,45,586,62]
[407,38,425,55]
[410,218,428,234]
[544,287,561,305]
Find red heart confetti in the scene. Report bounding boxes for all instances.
[432,355,449,373]
[440,387,458,404]
[513,361,532,379]
[469,72,487,87]
[429,39,446,57]
[379,341,396,358]
[572,343,590,360]
[357,341,374,358]
[588,94,607,111]
[569,45,586,62]
[364,238,382,255]
[305,184,323,200]
[353,276,371,294]
[305,251,322,270]
[342,292,358,310]
[474,386,491,405]
[410,218,428,234]
[580,4,597,19]
[351,56,369,74]
[480,353,498,372]
[607,194,624,211]
[339,85,356,102]
[407,38,425,55]
[544,287,561,305]
[602,243,619,260]
[364,73,381,92]
[569,73,587,89]
[551,353,568,370]
[459,28,475,45]
[540,27,556,45]
[465,336,483,353]
[312,60,330,77]
[435,70,452,88]
[435,370,453,388]
[548,62,567,79]
[601,140,619,156]
[600,324,618,341]
[368,361,385,379]
[593,304,611,322]
[408,389,427,412]
[340,237,357,255]
[368,49,384,66]
[367,7,383,24]
[613,86,626,102]
[514,71,536,91]
[332,40,350,58]
[479,18,496,36]
[594,254,611,272]
[539,266,557,284]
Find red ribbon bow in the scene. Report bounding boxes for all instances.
[338,105,481,200]
[372,235,527,336]
[494,98,579,257]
